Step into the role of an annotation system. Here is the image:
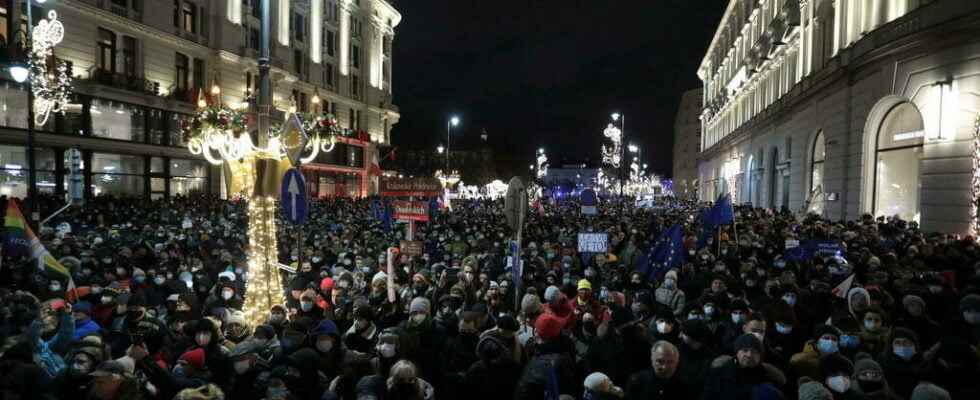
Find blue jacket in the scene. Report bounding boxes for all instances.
[28,312,75,381]
[72,317,101,341]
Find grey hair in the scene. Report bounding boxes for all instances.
[650,340,679,356]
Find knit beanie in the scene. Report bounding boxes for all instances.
[372,271,388,285]
[819,353,854,380]
[544,286,561,303]
[534,313,564,341]
[799,381,833,400]
[911,383,951,400]
[734,333,763,353]
[852,353,884,380]
[902,295,926,311]
[891,327,919,348]
[179,348,206,370]
[521,294,542,315]
[409,297,430,315]
[813,324,843,341]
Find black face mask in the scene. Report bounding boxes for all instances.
[859,379,884,393]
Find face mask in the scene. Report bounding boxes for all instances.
[101,296,113,304]
[744,280,756,288]
[688,250,695,256]
[411,313,427,324]
[963,311,980,325]
[826,376,851,393]
[775,323,793,334]
[864,320,881,332]
[782,295,796,306]
[774,260,786,269]
[49,284,61,292]
[267,386,289,400]
[703,306,715,316]
[379,343,396,358]
[731,314,745,324]
[301,301,313,312]
[817,338,839,354]
[893,345,915,360]
[663,278,675,289]
[270,313,285,323]
[233,360,251,374]
[92,286,103,294]
[222,290,234,300]
[751,332,764,343]
[154,276,166,285]
[840,334,860,349]
[656,321,671,334]
[688,313,703,321]
[316,338,333,353]
[196,332,212,347]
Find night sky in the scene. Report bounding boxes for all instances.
[391,0,728,179]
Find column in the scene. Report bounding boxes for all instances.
[226,0,242,24]
[833,0,844,55]
[277,0,290,46]
[339,1,351,76]
[311,0,322,63]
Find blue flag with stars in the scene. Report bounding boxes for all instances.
[698,193,733,248]
[638,224,685,281]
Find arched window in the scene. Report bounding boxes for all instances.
[810,131,825,192]
[874,102,924,222]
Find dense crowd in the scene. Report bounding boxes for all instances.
[0,193,979,400]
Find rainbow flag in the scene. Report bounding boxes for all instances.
[4,201,74,288]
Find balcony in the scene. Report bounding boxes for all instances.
[87,68,159,96]
[97,0,142,23]
[167,87,199,104]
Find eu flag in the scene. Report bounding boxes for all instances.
[698,193,734,248]
[639,224,685,281]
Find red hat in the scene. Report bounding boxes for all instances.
[535,313,565,341]
[179,348,206,370]
[319,277,335,292]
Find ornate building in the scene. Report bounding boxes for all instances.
[696,0,980,234]
[672,87,703,199]
[0,0,400,199]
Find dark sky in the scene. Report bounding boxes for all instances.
[391,0,728,178]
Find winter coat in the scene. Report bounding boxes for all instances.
[463,358,522,400]
[514,352,577,400]
[789,340,823,381]
[28,313,74,380]
[135,356,208,400]
[625,369,692,400]
[72,317,101,341]
[878,351,925,400]
[676,341,717,399]
[655,287,686,316]
[702,355,787,400]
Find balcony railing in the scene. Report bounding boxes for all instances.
[88,68,159,96]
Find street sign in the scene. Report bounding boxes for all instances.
[280,168,308,225]
[392,200,429,222]
[577,232,608,253]
[379,177,443,197]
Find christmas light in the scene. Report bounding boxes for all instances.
[30,10,72,126]
[536,149,548,179]
[972,115,980,236]
[602,123,622,168]
[241,196,285,327]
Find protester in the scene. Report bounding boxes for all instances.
[0,193,977,399]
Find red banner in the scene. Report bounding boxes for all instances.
[392,200,429,222]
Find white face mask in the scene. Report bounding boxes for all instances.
[826,376,851,393]
[154,276,166,285]
[196,332,212,347]
[656,321,671,334]
[222,290,234,300]
[379,343,396,358]
[101,296,113,304]
[316,338,333,353]
[703,306,715,316]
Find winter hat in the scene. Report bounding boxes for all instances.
[535,313,564,341]
[372,271,387,285]
[902,295,926,311]
[217,271,236,282]
[174,383,225,400]
[224,310,246,327]
[73,301,93,315]
[819,353,854,379]
[476,334,506,361]
[253,324,276,340]
[310,319,339,338]
[681,319,712,344]
[544,286,561,303]
[910,383,951,400]
[852,353,883,380]
[665,269,679,282]
[179,348,206,370]
[409,297,431,315]
[959,294,980,312]
[799,381,833,400]
[734,333,763,353]
[891,327,919,347]
[813,324,843,341]
[497,314,519,332]
[319,277,334,292]
[583,372,611,392]
[577,279,592,291]
[521,294,542,315]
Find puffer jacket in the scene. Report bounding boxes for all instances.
[789,340,822,380]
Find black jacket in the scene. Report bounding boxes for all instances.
[625,369,692,400]
[463,358,523,400]
[514,352,578,400]
[701,356,787,400]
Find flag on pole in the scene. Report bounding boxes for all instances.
[831,274,855,299]
[510,240,521,289]
[698,193,734,248]
[638,224,685,281]
[4,200,76,295]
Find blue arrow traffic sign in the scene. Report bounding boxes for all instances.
[281,168,308,225]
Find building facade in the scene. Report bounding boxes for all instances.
[697,0,980,234]
[0,0,400,200]
[672,87,703,199]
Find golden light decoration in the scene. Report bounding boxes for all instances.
[30,10,72,126]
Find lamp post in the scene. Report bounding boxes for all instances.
[446,116,459,172]
[612,112,625,198]
[7,0,44,228]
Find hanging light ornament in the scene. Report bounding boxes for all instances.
[536,148,548,179]
[30,10,72,126]
[602,123,622,168]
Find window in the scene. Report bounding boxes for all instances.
[293,12,304,42]
[351,44,360,69]
[350,15,361,37]
[91,99,145,142]
[325,29,336,57]
[170,158,208,196]
[874,102,924,222]
[324,63,335,87]
[122,36,137,77]
[148,109,167,145]
[175,52,189,92]
[0,146,56,197]
[351,75,359,98]
[785,136,792,160]
[293,49,304,75]
[0,85,28,129]
[181,1,196,33]
[173,0,179,27]
[810,131,825,192]
[169,113,192,146]
[193,58,205,91]
[92,153,145,197]
[348,107,354,130]
[298,92,308,113]
[98,28,117,73]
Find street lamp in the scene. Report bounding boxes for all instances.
[611,112,625,197]
[446,115,460,171]
[437,145,445,154]
[8,63,29,83]
[628,144,638,153]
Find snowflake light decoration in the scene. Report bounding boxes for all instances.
[30,10,72,126]
[602,123,622,168]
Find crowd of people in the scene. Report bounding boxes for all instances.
[0,192,978,400]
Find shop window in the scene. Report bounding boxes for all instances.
[91,100,145,142]
[874,102,924,222]
[92,153,144,197]
[810,131,825,192]
[170,158,207,196]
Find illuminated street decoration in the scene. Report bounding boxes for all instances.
[602,123,622,168]
[536,148,548,179]
[30,10,72,126]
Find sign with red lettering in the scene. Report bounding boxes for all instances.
[392,200,430,222]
